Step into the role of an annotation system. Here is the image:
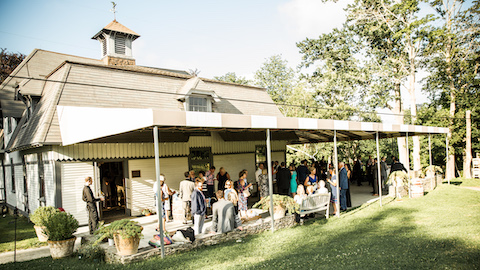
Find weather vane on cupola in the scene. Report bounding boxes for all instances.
[110,1,117,21]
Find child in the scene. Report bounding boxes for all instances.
[316,180,329,194]
[294,185,307,205]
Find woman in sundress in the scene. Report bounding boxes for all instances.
[236,170,252,218]
[258,169,269,199]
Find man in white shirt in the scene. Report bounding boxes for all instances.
[255,163,264,184]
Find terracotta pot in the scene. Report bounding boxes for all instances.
[34,225,48,242]
[47,236,76,259]
[113,233,140,256]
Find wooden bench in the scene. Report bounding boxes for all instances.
[299,193,330,219]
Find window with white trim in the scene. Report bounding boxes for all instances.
[188,96,211,112]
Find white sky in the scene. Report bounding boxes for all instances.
[0,0,433,122]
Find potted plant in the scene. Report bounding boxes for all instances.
[141,208,152,216]
[29,206,60,242]
[94,219,143,256]
[387,171,409,198]
[44,210,79,259]
[252,194,299,219]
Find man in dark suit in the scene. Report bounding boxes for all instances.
[209,190,242,234]
[82,176,104,234]
[339,162,349,211]
[296,160,309,186]
[276,162,291,195]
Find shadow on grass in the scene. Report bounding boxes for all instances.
[248,207,480,269]
[0,215,37,244]
[444,181,463,186]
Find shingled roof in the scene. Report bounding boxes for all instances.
[91,20,140,40]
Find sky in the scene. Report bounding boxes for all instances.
[0,0,443,122]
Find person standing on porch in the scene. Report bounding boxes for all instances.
[380,157,388,192]
[339,162,348,211]
[179,172,195,224]
[191,180,206,235]
[205,166,216,199]
[296,160,309,190]
[276,162,291,195]
[82,176,104,234]
[216,167,230,192]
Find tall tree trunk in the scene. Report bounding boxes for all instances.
[406,39,422,173]
[394,82,408,168]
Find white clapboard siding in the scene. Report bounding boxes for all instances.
[25,154,40,212]
[43,160,56,206]
[127,157,188,214]
[127,159,157,216]
[61,162,94,225]
[213,153,256,183]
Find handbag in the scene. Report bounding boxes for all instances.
[243,188,251,197]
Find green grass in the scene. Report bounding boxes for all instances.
[0,215,47,252]
[444,177,480,187]
[4,182,480,269]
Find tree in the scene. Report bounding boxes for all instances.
[347,0,434,172]
[423,0,480,179]
[213,72,251,85]
[1,48,25,84]
[254,55,295,104]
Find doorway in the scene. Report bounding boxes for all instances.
[98,161,126,222]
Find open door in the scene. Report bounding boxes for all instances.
[98,161,127,223]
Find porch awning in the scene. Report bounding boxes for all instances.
[57,106,449,146]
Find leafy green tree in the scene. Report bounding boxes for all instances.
[346,0,434,172]
[213,72,251,85]
[254,55,295,104]
[423,0,480,178]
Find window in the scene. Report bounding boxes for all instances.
[7,117,12,134]
[188,96,211,112]
[10,159,15,193]
[255,146,267,167]
[101,38,107,57]
[114,34,126,55]
[188,147,213,174]
[38,154,45,199]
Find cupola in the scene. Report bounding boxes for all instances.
[92,20,140,66]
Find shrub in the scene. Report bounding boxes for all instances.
[94,219,143,245]
[29,206,59,226]
[77,242,105,262]
[44,211,79,241]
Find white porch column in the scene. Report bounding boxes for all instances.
[334,130,340,217]
[376,131,382,207]
[266,129,275,232]
[406,132,411,197]
[154,126,165,258]
[446,134,450,184]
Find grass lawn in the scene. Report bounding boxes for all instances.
[5,181,480,269]
[0,215,47,252]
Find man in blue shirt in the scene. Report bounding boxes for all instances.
[339,162,349,211]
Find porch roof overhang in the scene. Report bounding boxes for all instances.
[57,106,449,146]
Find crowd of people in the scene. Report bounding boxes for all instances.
[152,155,407,236]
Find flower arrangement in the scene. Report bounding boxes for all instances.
[252,194,299,214]
[141,208,152,216]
